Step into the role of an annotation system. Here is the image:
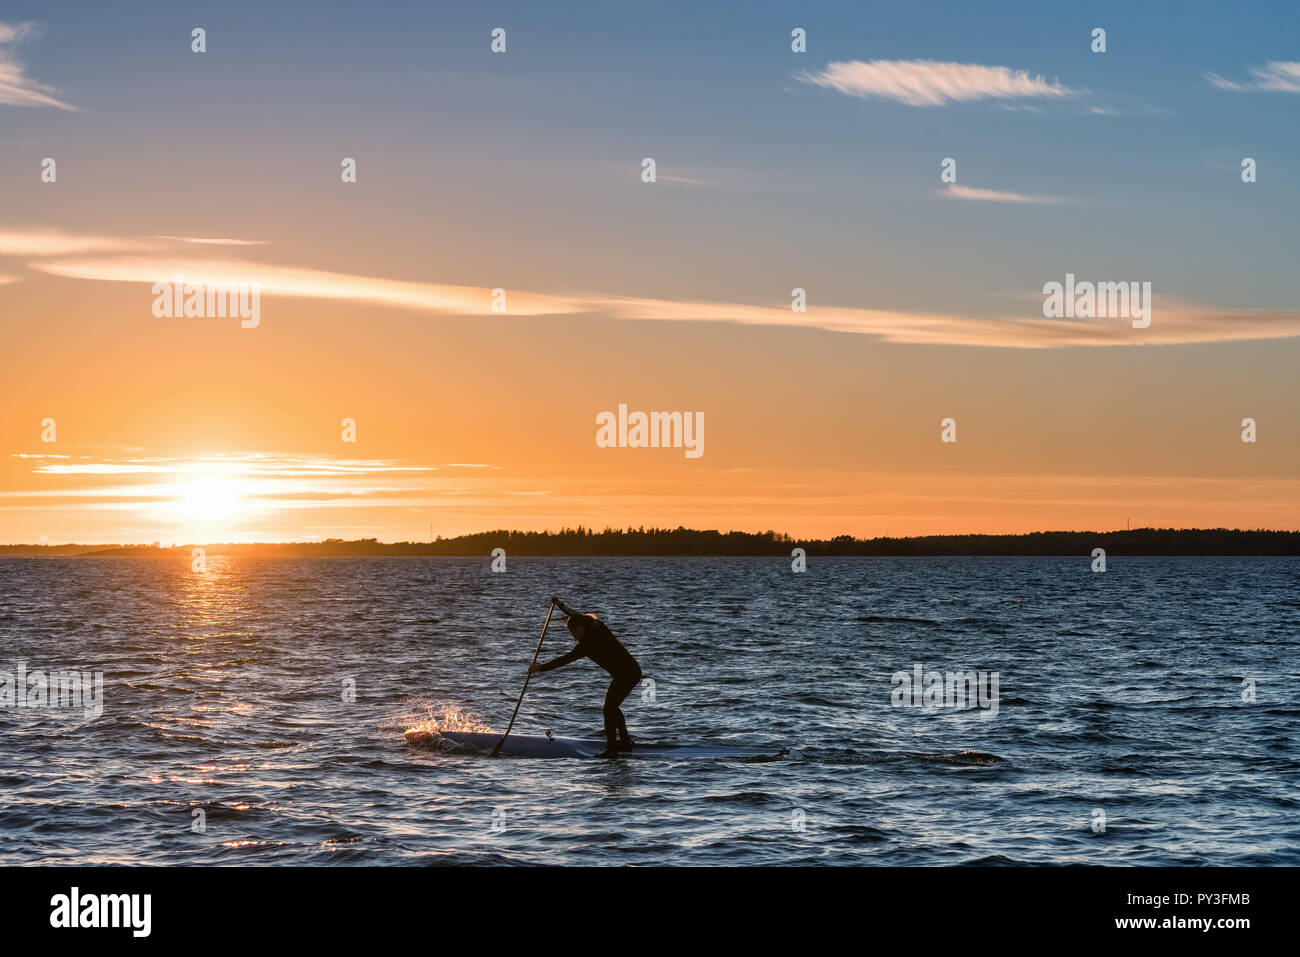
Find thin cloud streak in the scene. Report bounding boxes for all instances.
[657,174,717,185]
[12,232,1300,349]
[29,256,584,316]
[24,459,436,477]
[799,59,1078,107]
[0,230,152,256]
[155,236,270,246]
[943,184,1065,204]
[0,229,266,256]
[591,294,1300,349]
[0,22,77,110]
[1206,61,1300,93]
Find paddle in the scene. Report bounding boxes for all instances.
[490,599,557,757]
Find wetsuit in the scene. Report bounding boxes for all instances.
[534,611,642,751]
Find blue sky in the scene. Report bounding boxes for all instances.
[5,0,1298,314]
[2,2,1298,541]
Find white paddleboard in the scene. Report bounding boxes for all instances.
[408,729,786,760]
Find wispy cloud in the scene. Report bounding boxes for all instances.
[942,183,1066,204]
[587,294,1300,349]
[799,59,1078,107]
[154,236,270,246]
[0,229,266,257]
[28,255,585,316]
[0,229,151,256]
[11,228,1300,349]
[0,452,453,528]
[610,161,720,186]
[1206,61,1300,93]
[0,22,76,110]
[15,452,436,477]
[657,173,716,186]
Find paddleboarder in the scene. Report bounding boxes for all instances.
[528,596,643,757]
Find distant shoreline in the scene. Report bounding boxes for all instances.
[2,527,1298,557]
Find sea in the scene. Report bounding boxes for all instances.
[1,555,1296,865]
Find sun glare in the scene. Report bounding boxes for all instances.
[177,476,242,522]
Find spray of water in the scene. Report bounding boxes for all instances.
[397,701,494,745]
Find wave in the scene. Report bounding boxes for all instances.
[798,747,1005,766]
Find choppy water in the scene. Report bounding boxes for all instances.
[0,555,1296,865]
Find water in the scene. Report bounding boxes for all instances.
[1,555,1296,865]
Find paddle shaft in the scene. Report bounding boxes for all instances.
[490,600,556,757]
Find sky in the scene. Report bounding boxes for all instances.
[1,0,1298,543]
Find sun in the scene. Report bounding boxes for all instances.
[177,476,242,523]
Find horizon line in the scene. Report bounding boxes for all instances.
[4,525,1298,551]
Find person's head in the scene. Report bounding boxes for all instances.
[566,612,598,640]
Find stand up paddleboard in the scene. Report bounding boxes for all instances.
[407,729,787,760]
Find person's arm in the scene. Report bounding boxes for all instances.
[530,645,584,674]
[551,596,580,618]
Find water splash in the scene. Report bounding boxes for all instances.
[398,702,494,745]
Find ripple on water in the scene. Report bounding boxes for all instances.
[0,555,1296,865]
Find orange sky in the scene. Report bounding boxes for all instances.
[2,10,1298,544]
[2,272,1297,543]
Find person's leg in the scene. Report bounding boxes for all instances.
[601,680,622,753]
[609,672,638,749]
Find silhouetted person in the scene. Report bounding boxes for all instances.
[529,596,642,757]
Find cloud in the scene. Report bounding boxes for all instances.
[155,236,270,246]
[0,21,76,110]
[1206,61,1300,93]
[13,228,1300,349]
[15,452,436,477]
[942,184,1065,204]
[656,174,716,186]
[0,229,266,258]
[28,255,586,316]
[586,293,1300,349]
[799,59,1078,107]
[0,229,152,256]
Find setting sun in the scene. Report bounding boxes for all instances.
[176,476,242,523]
